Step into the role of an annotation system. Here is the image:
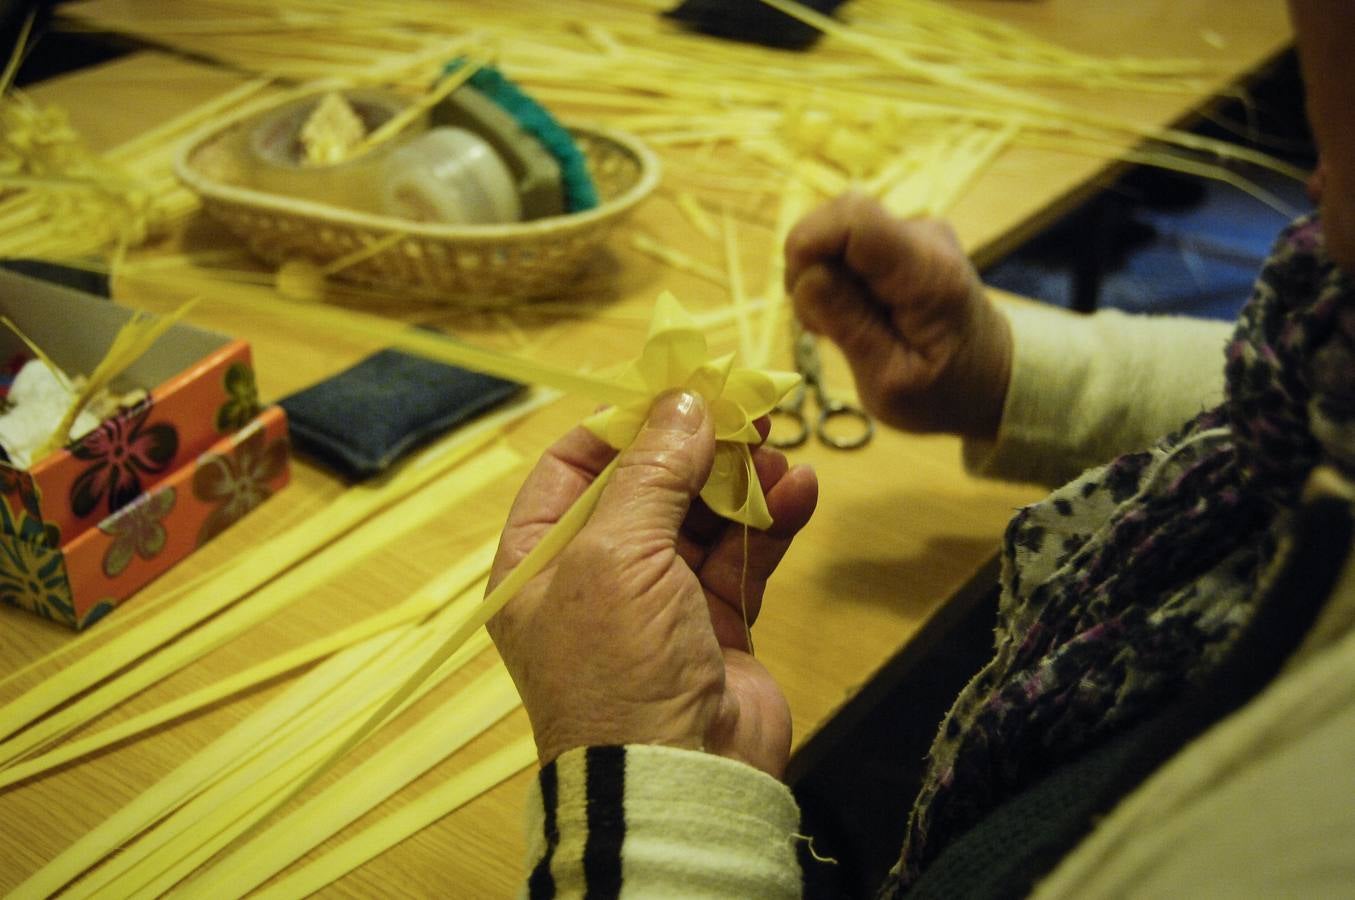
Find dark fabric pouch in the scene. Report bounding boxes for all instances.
[663,0,847,50]
[279,348,522,480]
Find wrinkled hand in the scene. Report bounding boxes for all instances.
[488,391,818,778]
[785,192,1013,441]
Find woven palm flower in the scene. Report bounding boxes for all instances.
[583,292,800,529]
[1,90,163,256]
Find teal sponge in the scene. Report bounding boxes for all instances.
[442,59,599,213]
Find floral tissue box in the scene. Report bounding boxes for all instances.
[0,271,290,629]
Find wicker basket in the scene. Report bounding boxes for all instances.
[175,95,660,304]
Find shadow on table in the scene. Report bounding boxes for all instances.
[808,533,1008,614]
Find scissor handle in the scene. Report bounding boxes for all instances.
[767,404,811,449]
[816,400,874,450]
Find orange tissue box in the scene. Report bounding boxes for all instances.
[0,271,291,629]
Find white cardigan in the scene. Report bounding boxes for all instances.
[965,301,1232,487]
[518,305,1355,898]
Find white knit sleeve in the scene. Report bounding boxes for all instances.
[521,744,803,898]
[963,301,1235,487]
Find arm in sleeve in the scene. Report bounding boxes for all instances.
[963,300,1235,487]
[521,744,804,899]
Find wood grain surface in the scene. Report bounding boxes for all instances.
[0,2,1291,895]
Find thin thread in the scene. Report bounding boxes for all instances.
[1125,425,1233,505]
[740,522,754,656]
[792,832,839,865]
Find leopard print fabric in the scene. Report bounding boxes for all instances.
[883,215,1355,895]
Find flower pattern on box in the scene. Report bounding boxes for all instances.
[70,398,178,519]
[0,466,42,522]
[79,599,116,629]
[0,494,74,626]
[193,423,289,546]
[215,362,261,434]
[99,486,175,577]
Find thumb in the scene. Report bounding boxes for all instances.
[588,390,715,541]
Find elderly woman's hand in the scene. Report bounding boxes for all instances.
[786,192,1013,441]
[487,390,818,778]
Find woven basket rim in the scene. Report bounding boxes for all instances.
[173,91,660,239]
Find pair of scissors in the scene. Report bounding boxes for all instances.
[768,321,874,450]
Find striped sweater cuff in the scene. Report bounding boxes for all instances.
[523,745,803,898]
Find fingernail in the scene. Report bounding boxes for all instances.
[648,390,704,434]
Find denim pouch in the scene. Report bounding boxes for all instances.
[279,347,522,480]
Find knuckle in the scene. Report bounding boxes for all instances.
[834,306,882,353]
[561,527,620,570]
[841,189,879,218]
[784,219,813,257]
[620,444,695,490]
[873,366,907,399]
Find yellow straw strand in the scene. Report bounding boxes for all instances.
[179,280,645,406]
[0,364,546,699]
[10,630,410,900]
[722,207,757,366]
[71,604,500,898]
[254,735,537,899]
[0,403,523,745]
[631,232,729,287]
[348,54,489,159]
[676,192,719,240]
[0,443,520,771]
[321,229,408,275]
[0,314,74,391]
[186,664,522,896]
[0,11,36,94]
[0,556,453,791]
[20,553,500,900]
[204,455,620,865]
[38,298,199,460]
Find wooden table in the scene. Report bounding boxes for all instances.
[0,2,1292,895]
